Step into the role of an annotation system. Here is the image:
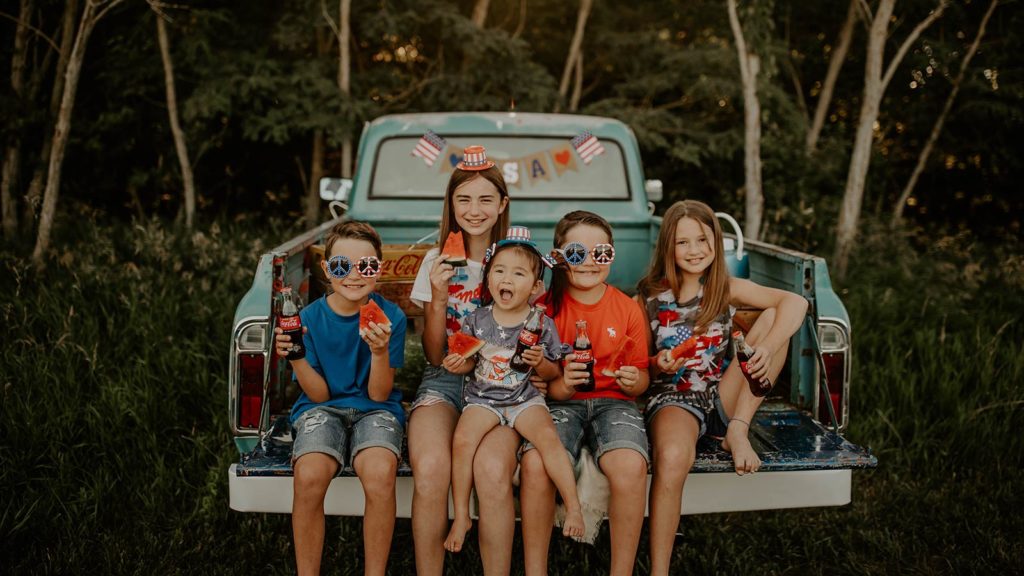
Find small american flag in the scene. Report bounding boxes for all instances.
[411,130,447,166]
[571,131,605,165]
[675,326,693,341]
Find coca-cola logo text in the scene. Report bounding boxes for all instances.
[279,316,301,330]
[380,253,424,281]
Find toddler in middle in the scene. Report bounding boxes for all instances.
[443,226,585,553]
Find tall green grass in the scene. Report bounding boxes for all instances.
[2,219,1021,574]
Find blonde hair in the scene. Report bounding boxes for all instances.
[437,166,510,250]
[636,200,730,332]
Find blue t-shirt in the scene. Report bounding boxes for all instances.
[289,292,407,426]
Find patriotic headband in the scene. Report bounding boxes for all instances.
[484,225,556,269]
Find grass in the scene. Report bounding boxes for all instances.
[2,217,1022,574]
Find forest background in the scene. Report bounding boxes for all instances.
[1,0,1022,573]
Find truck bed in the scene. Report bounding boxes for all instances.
[229,403,875,517]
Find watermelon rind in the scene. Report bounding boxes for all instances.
[442,231,468,267]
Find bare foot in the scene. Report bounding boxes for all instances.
[444,516,473,553]
[722,424,761,475]
[562,506,585,540]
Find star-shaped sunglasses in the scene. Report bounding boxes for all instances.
[558,242,615,266]
[326,255,381,279]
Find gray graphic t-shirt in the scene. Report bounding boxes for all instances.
[462,305,562,408]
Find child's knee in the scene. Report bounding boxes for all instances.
[293,454,339,495]
[356,449,398,488]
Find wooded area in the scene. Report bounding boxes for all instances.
[2,3,1023,573]
[1,0,1021,272]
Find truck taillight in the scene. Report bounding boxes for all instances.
[239,352,265,429]
[817,322,850,430]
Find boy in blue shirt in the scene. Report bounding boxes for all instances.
[274,220,407,576]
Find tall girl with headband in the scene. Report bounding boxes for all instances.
[407,145,522,576]
[520,211,651,576]
[637,199,808,576]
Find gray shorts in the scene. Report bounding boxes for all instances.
[524,398,649,468]
[465,395,547,428]
[645,387,730,439]
[291,406,403,467]
[410,364,466,412]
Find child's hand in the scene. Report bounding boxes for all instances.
[654,349,687,375]
[274,326,306,359]
[528,374,550,397]
[520,345,545,367]
[429,255,457,299]
[442,352,471,374]
[613,365,641,394]
[360,321,391,356]
[745,346,772,380]
[562,353,590,389]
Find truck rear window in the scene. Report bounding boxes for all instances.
[369,136,630,200]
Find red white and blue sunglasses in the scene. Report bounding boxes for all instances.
[558,242,615,266]
[326,255,381,279]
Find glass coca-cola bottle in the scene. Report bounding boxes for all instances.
[510,304,546,373]
[733,330,771,397]
[573,320,595,392]
[279,288,305,360]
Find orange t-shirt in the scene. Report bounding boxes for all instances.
[542,285,650,401]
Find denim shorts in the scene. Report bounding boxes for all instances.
[465,395,547,428]
[291,406,403,467]
[645,387,730,439]
[524,398,650,468]
[410,364,466,412]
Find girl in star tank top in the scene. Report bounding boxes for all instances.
[636,200,809,576]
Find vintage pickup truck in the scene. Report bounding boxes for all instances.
[227,112,876,517]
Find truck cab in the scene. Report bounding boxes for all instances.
[227,112,875,517]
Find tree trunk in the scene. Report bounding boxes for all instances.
[24,0,77,228]
[806,0,858,154]
[306,131,325,227]
[155,11,196,229]
[512,0,527,39]
[892,0,997,226]
[2,0,32,239]
[33,0,124,265]
[339,0,352,178]
[834,0,947,278]
[556,0,593,113]
[727,0,764,240]
[471,0,490,28]
[569,50,583,112]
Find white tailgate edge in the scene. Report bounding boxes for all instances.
[229,464,851,517]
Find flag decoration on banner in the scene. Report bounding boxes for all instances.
[571,131,605,164]
[412,130,447,167]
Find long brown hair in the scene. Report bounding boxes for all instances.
[437,165,510,251]
[546,211,614,319]
[636,200,730,332]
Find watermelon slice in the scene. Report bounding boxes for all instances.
[602,335,637,377]
[442,231,468,267]
[359,299,391,331]
[448,331,485,357]
[669,336,698,361]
